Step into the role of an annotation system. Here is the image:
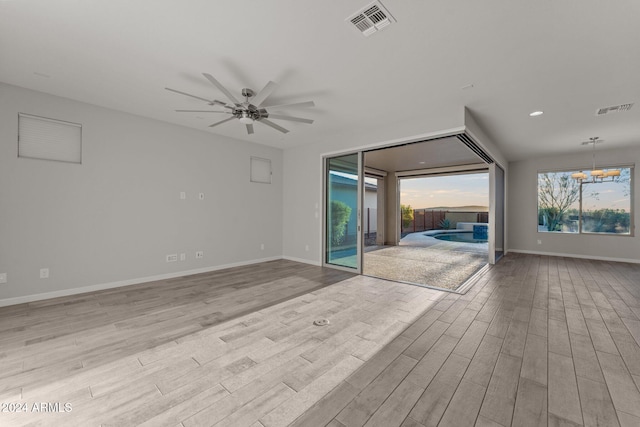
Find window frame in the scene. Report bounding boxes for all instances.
[537,165,634,237]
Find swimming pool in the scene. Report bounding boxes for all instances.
[432,231,487,243]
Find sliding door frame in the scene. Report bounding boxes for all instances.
[489,162,506,264]
[322,151,363,273]
[321,130,506,275]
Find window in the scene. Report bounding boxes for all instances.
[18,113,82,164]
[537,167,633,235]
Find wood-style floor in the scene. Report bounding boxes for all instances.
[1,254,640,426]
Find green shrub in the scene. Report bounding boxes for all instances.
[401,204,413,229]
[439,218,451,230]
[331,200,352,245]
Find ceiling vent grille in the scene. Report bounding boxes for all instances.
[347,1,395,37]
[596,103,634,116]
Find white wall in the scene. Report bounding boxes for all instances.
[282,143,325,265]
[508,146,639,262]
[0,83,283,304]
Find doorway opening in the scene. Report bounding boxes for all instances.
[363,172,489,290]
[323,133,505,291]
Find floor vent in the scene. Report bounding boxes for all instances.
[596,103,634,116]
[347,1,395,37]
[457,133,494,164]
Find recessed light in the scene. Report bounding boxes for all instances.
[529,111,543,117]
[419,161,426,164]
[33,71,51,78]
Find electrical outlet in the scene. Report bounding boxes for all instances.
[260,243,265,250]
[195,251,204,259]
[537,239,542,245]
[180,191,186,200]
[40,268,49,279]
[305,245,309,252]
[166,254,178,262]
[180,253,186,261]
[0,273,7,284]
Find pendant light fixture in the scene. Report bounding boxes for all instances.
[571,137,620,183]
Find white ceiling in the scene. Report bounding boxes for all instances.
[365,137,481,172]
[1,0,639,161]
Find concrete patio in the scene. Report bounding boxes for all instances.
[363,231,488,290]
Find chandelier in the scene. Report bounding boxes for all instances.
[571,137,620,183]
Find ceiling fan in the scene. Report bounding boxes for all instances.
[166,73,315,135]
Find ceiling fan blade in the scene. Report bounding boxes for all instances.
[258,118,289,134]
[175,110,230,113]
[262,100,315,110]
[166,87,231,107]
[208,117,235,128]
[165,87,216,104]
[252,81,279,107]
[210,100,235,110]
[268,114,314,124]
[202,73,241,105]
[246,123,254,135]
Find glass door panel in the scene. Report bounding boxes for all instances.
[326,153,360,269]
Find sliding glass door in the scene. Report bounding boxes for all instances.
[325,153,361,271]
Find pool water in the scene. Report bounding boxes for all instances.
[433,232,487,244]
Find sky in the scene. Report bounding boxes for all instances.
[400,173,489,209]
[566,179,630,211]
[538,170,631,211]
[336,169,628,211]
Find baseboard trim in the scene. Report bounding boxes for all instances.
[281,255,322,266]
[507,249,640,264]
[0,256,283,308]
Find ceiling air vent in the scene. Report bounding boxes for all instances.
[596,103,634,116]
[347,1,396,37]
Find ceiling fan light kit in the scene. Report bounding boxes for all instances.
[238,113,253,125]
[166,73,315,135]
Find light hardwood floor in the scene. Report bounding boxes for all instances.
[1,254,640,426]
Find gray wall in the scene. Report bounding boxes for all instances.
[0,84,513,303]
[0,83,283,304]
[508,146,639,262]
